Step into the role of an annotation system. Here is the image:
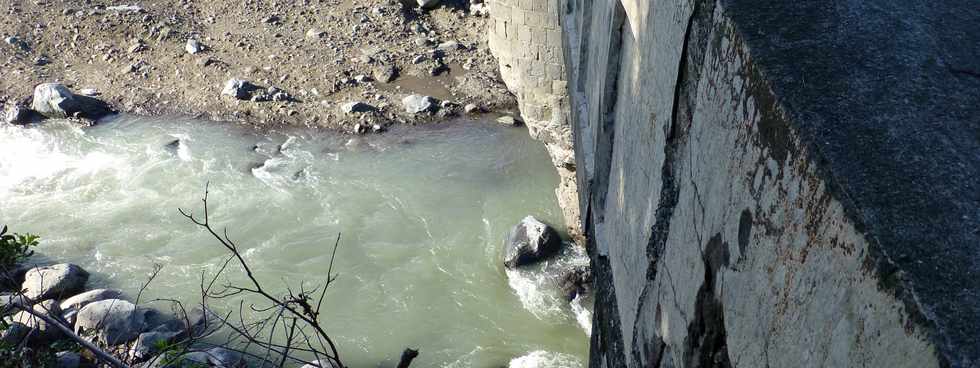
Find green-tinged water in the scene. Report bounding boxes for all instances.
[0,115,589,367]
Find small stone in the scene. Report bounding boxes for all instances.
[222,79,258,100]
[373,65,398,83]
[354,74,373,83]
[411,55,426,64]
[470,3,489,16]
[401,94,437,114]
[128,41,146,53]
[464,103,481,114]
[306,28,325,39]
[340,101,375,114]
[416,0,442,9]
[437,41,459,51]
[185,38,203,54]
[496,115,523,126]
[262,15,282,24]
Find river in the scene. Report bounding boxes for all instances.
[0,115,589,367]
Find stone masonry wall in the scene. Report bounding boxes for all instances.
[486,0,581,239]
[562,0,980,367]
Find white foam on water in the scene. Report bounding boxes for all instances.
[505,244,593,327]
[0,122,124,195]
[570,294,593,336]
[509,350,583,368]
[506,266,567,321]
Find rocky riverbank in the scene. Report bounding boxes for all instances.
[1,261,230,368]
[1,0,514,132]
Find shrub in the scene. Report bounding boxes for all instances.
[0,225,38,270]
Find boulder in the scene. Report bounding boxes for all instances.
[10,299,64,343]
[174,306,220,339]
[175,351,211,368]
[31,83,112,120]
[59,288,125,312]
[558,265,593,301]
[503,216,563,268]
[55,351,81,368]
[402,94,437,114]
[22,263,89,300]
[0,322,30,346]
[4,104,42,125]
[0,293,27,316]
[128,330,179,362]
[206,347,246,368]
[142,307,184,333]
[75,298,145,345]
[221,79,259,100]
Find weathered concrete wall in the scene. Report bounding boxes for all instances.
[561,0,980,367]
[486,0,581,239]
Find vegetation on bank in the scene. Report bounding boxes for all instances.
[0,224,58,367]
[0,225,37,270]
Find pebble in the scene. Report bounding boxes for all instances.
[341,101,375,114]
[402,94,437,114]
[185,39,203,54]
[306,28,325,39]
[496,115,522,126]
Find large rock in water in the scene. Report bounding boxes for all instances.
[22,263,89,300]
[9,299,63,343]
[503,216,562,268]
[30,83,112,120]
[75,298,145,345]
[3,104,42,125]
[59,288,124,312]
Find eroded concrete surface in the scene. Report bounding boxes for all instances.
[487,0,581,239]
[562,0,980,367]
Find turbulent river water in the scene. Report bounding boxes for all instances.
[0,115,590,367]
